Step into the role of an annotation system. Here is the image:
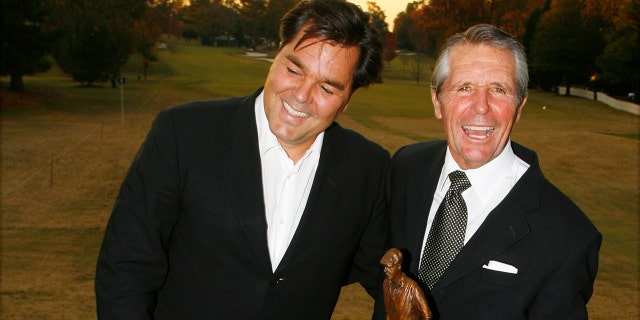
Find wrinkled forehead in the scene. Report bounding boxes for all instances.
[447,44,517,83]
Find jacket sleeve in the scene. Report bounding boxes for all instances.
[95,109,182,319]
[528,230,601,319]
[348,180,389,297]
[346,147,390,299]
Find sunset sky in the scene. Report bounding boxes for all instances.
[349,0,415,25]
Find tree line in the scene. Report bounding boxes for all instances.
[1,0,638,98]
[394,0,638,97]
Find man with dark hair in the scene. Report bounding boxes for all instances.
[95,1,387,318]
[376,24,601,319]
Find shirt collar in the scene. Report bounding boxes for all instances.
[442,141,519,204]
[256,91,280,157]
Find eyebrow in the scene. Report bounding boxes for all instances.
[285,54,347,92]
[454,81,512,90]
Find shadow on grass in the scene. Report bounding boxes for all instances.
[602,133,640,140]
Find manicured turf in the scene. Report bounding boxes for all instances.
[1,38,637,319]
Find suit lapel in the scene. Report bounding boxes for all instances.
[407,144,446,275]
[433,143,543,291]
[434,192,532,290]
[220,91,272,272]
[275,124,343,272]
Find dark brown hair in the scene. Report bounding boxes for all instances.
[279,0,383,92]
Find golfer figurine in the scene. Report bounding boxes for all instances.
[380,248,432,320]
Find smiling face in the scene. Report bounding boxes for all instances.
[432,43,526,170]
[262,29,360,162]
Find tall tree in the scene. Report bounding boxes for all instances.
[262,0,298,46]
[132,3,164,80]
[408,0,485,57]
[531,0,605,94]
[582,0,623,34]
[393,2,422,51]
[403,0,544,57]
[150,0,184,38]
[383,32,398,65]
[238,0,267,48]
[522,0,551,89]
[408,5,440,56]
[429,0,485,33]
[522,0,551,53]
[50,0,148,87]
[485,0,545,39]
[183,0,236,46]
[1,0,57,92]
[597,0,640,96]
[366,1,389,37]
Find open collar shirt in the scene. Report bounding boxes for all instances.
[255,91,324,271]
[419,141,530,259]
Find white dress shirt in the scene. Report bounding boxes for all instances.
[419,142,530,260]
[255,92,323,271]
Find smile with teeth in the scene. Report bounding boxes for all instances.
[283,101,309,118]
[463,125,495,138]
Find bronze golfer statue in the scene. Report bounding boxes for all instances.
[380,248,432,320]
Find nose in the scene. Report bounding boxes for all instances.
[473,89,491,115]
[294,78,313,104]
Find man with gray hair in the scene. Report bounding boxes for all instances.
[375,24,601,319]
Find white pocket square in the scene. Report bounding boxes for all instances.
[482,260,518,274]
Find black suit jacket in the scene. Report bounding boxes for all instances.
[96,88,390,319]
[375,140,601,319]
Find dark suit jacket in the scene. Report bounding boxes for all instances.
[95,88,390,319]
[374,140,601,319]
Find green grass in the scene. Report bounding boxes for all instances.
[1,39,638,319]
[153,39,270,97]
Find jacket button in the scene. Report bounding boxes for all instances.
[270,276,284,286]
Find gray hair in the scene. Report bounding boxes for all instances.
[431,24,528,105]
